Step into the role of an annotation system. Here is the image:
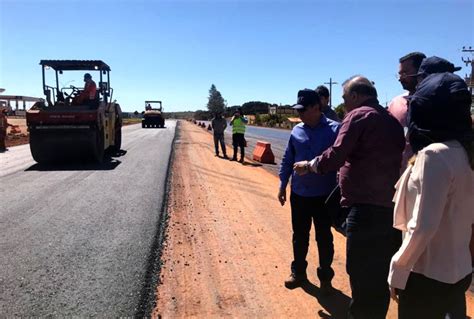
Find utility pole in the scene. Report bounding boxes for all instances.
[462,46,473,94]
[324,77,338,108]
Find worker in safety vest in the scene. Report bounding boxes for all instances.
[229,108,248,163]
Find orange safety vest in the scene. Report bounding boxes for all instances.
[83,80,97,100]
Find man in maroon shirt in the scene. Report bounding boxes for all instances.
[295,76,405,319]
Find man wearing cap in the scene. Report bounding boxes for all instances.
[294,77,405,318]
[278,89,340,292]
[315,85,340,122]
[389,52,426,171]
[73,73,97,106]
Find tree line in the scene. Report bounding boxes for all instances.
[195,84,294,120]
[127,85,346,121]
[197,84,346,121]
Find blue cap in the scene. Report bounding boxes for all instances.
[416,56,462,76]
[292,89,320,109]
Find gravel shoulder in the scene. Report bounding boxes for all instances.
[153,122,472,318]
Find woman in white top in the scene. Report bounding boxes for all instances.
[388,62,474,319]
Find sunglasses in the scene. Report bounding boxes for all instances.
[396,73,418,80]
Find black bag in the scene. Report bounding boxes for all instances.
[325,185,349,236]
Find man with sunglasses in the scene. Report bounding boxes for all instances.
[278,89,340,292]
[388,52,426,170]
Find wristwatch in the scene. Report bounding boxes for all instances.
[309,157,320,173]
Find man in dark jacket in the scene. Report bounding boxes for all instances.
[295,76,405,319]
[211,112,228,158]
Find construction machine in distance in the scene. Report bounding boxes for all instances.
[142,100,165,128]
[26,60,122,163]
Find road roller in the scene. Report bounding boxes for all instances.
[142,100,165,128]
[26,60,122,163]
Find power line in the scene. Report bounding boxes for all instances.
[461,46,473,93]
[324,77,338,108]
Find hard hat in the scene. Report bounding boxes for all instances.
[84,73,92,79]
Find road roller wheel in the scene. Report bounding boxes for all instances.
[29,133,54,164]
[91,128,105,163]
[110,126,122,153]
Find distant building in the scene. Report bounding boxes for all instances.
[269,106,297,116]
[246,114,256,125]
[285,117,302,129]
[0,94,43,115]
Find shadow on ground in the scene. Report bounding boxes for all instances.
[301,280,351,319]
[25,150,127,172]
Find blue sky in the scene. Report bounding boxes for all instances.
[1,0,473,112]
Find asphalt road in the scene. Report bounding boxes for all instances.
[200,121,290,175]
[0,121,177,316]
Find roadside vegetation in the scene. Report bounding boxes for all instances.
[122,118,142,126]
[193,84,295,128]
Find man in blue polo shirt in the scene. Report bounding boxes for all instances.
[278,89,340,291]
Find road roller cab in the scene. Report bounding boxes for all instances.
[26,60,122,163]
[142,100,165,128]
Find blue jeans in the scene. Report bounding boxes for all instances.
[213,133,226,156]
[346,204,402,319]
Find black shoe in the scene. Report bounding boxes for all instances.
[284,273,308,289]
[230,157,237,161]
[320,280,335,295]
[215,154,219,157]
[238,158,244,163]
[223,155,229,159]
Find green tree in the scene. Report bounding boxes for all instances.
[334,103,346,120]
[194,110,212,120]
[241,101,270,115]
[206,84,226,115]
[225,105,241,117]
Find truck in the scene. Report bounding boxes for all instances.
[26,60,122,163]
[142,100,165,128]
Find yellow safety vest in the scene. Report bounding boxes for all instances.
[232,117,246,134]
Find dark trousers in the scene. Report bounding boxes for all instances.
[346,204,402,319]
[290,192,335,282]
[232,133,245,160]
[213,133,226,156]
[0,131,6,150]
[398,272,472,319]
